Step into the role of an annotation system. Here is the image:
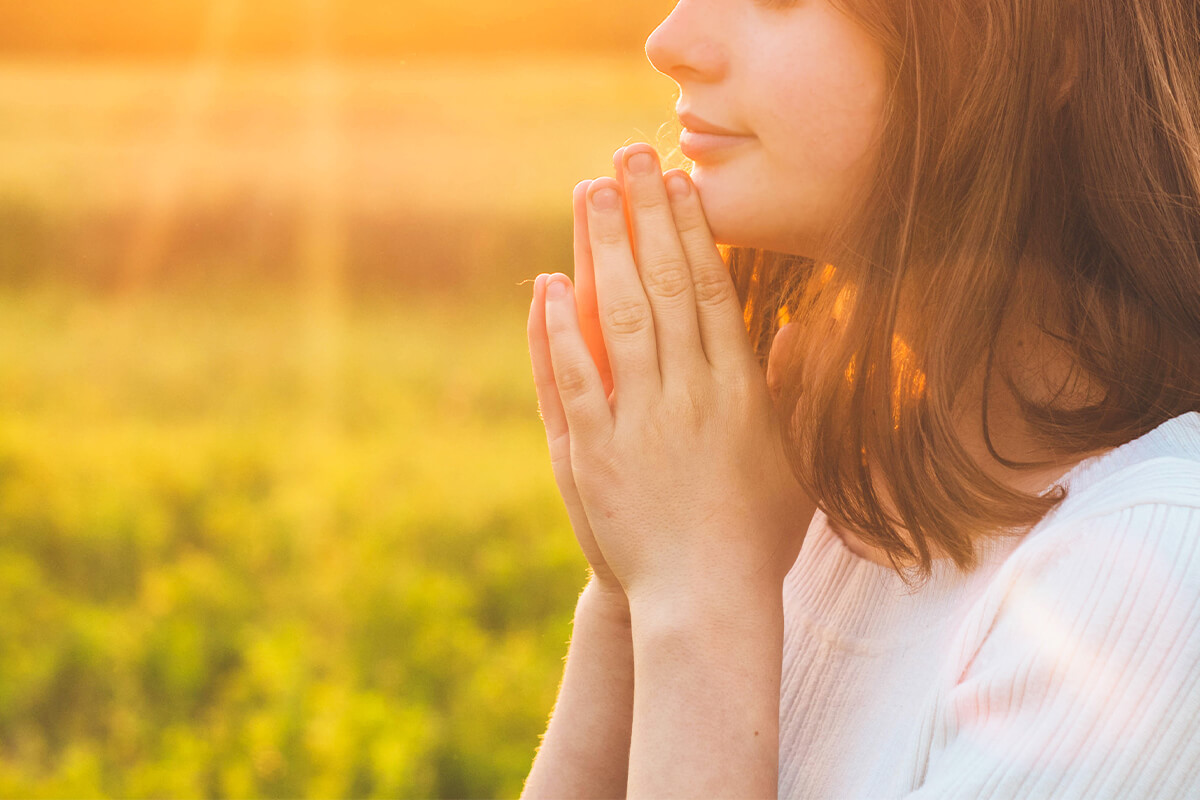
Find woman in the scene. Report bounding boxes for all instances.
[524,0,1200,796]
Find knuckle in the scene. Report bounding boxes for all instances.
[673,208,714,244]
[605,297,653,336]
[592,214,628,245]
[666,382,712,426]
[554,363,592,398]
[595,224,626,247]
[547,435,573,470]
[691,268,737,308]
[592,440,623,475]
[673,210,705,237]
[574,435,619,480]
[630,190,663,213]
[642,262,693,300]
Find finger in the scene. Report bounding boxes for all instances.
[572,180,615,398]
[613,146,633,254]
[613,146,627,187]
[619,144,708,385]
[586,177,661,398]
[528,273,571,449]
[543,273,614,444]
[663,168,757,373]
[528,273,597,540]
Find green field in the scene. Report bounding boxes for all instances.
[0,57,681,797]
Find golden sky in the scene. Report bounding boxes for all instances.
[0,0,674,58]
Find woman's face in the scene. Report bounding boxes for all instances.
[646,0,889,257]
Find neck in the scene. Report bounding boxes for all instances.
[830,301,1113,568]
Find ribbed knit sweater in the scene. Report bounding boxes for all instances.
[779,411,1200,799]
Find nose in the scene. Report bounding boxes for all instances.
[645,1,729,83]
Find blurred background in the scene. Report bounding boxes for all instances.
[0,1,687,796]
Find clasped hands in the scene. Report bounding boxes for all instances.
[526,143,813,618]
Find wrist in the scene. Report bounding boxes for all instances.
[628,579,784,642]
[579,576,632,630]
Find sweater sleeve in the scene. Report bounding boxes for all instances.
[906,502,1200,800]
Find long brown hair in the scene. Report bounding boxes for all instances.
[704,0,1200,585]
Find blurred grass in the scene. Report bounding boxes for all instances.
[0,285,592,797]
[0,55,680,797]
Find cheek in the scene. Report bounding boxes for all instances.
[763,48,886,189]
[686,23,887,255]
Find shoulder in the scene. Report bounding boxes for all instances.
[946,459,1200,706]
[1023,456,1200,570]
[944,452,1200,690]
[1037,456,1200,533]
[987,498,1200,653]
[908,425,1200,796]
[914,493,1200,797]
[965,456,1200,658]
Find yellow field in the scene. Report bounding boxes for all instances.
[0,57,681,797]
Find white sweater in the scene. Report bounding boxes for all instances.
[779,411,1200,799]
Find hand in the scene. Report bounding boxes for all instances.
[529,273,626,601]
[539,144,815,611]
[527,162,625,599]
[566,144,641,402]
[526,147,644,602]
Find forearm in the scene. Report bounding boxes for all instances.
[521,579,635,800]
[627,582,784,799]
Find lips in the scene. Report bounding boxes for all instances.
[676,109,753,137]
[676,110,755,161]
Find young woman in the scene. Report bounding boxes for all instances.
[523,0,1200,796]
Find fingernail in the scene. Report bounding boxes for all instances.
[667,173,691,199]
[626,150,655,175]
[547,276,568,300]
[591,187,620,210]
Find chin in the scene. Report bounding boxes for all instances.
[693,176,818,258]
[701,208,815,258]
